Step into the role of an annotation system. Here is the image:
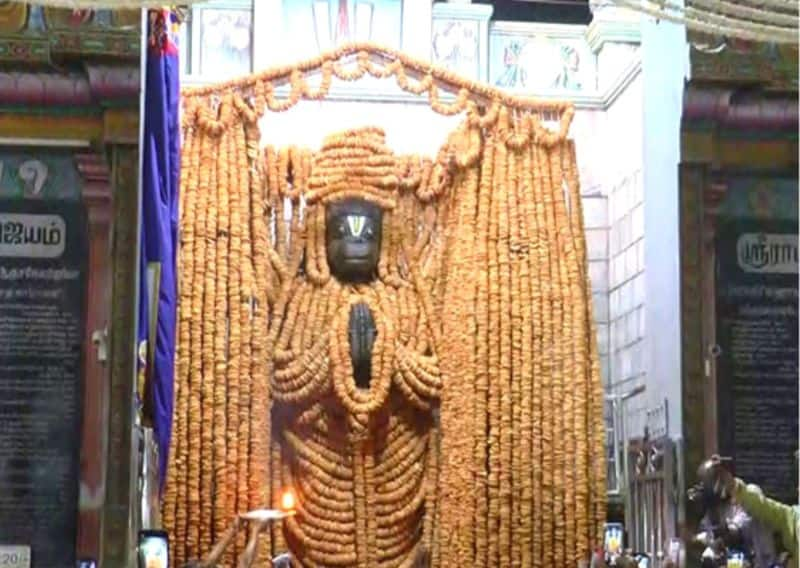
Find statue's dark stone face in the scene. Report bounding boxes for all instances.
[325,198,383,283]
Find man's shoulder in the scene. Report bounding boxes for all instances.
[744,482,765,496]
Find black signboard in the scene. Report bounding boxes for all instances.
[0,199,87,567]
[716,218,799,504]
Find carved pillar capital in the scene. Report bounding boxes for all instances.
[76,151,112,223]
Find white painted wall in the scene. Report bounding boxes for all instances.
[259,97,462,155]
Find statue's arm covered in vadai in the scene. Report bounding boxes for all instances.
[394,340,442,410]
[390,284,443,411]
[270,283,332,407]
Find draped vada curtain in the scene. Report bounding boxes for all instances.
[163,44,607,567]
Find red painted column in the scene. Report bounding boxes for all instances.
[75,151,112,561]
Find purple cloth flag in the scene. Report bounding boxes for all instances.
[139,8,181,490]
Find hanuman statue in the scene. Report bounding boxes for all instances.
[269,128,442,567]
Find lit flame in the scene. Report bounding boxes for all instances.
[280,489,296,511]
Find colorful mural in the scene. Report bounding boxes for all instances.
[0,3,140,63]
[283,0,402,60]
[490,29,594,93]
[0,4,139,32]
[0,151,82,201]
[0,2,28,32]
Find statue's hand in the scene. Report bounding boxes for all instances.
[348,302,376,388]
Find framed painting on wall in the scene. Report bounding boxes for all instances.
[489,22,596,95]
[430,2,493,83]
[432,18,480,81]
[180,0,253,83]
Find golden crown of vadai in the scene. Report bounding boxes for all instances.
[306,127,400,209]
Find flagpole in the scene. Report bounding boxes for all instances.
[130,5,149,564]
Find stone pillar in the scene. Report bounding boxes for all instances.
[640,7,687,441]
[585,3,641,93]
[101,144,141,568]
[402,0,433,60]
[75,152,113,562]
[252,0,285,69]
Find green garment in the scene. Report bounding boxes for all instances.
[734,479,799,568]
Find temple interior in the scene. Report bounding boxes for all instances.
[0,1,795,567]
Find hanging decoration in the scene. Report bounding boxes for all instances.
[163,43,606,567]
[609,0,798,44]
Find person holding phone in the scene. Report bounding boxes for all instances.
[708,453,800,568]
[138,530,169,568]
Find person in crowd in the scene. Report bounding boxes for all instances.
[692,457,780,566]
[708,453,799,568]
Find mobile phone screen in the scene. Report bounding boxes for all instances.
[138,531,169,568]
[603,523,624,555]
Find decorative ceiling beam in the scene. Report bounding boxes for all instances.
[683,85,799,131]
[0,65,139,107]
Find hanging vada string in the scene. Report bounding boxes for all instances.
[211,115,231,551]
[244,121,272,558]
[505,115,524,568]
[541,138,562,565]
[184,102,214,560]
[473,125,495,567]
[197,96,234,555]
[511,114,534,568]
[274,148,289,262]
[527,136,546,567]
[540,130,562,565]
[485,107,505,565]
[433,137,479,568]
[165,110,199,562]
[236,118,259,556]
[548,140,569,565]
[223,121,242,551]
[497,108,515,568]
[526,120,545,565]
[553,142,579,561]
[260,146,280,299]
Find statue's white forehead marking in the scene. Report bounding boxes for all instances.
[347,215,367,237]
